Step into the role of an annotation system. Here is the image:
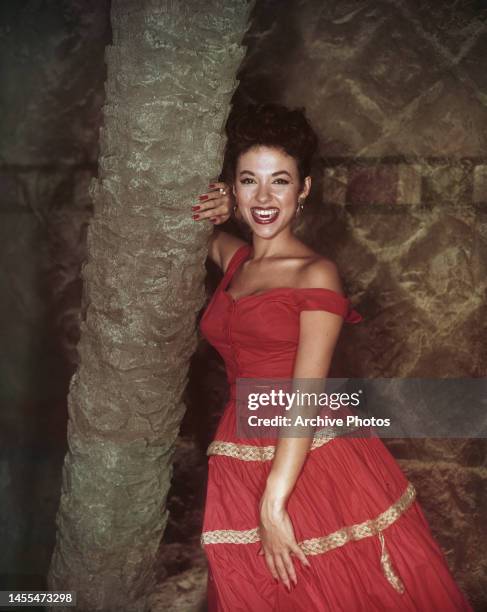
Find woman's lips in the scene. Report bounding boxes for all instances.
[250,207,280,224]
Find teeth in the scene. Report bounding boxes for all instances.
[252,208,279,218]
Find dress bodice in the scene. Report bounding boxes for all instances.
[199,244,363,390]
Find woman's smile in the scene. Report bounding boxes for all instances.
[250,207,280,224]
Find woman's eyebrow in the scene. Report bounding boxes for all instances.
[239,170,292,177]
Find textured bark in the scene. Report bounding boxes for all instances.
[47,1,249,610]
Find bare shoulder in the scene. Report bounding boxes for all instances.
[208,229,248,273]
[299,255,345,296]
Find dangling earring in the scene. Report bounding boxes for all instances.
[296,196,305,217]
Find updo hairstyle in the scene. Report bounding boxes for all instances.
[222,103,319,188]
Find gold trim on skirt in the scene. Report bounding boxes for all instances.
[207,425,361,461]
[200,481,416,594]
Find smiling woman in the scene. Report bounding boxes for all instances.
[231,145,311,233]
[195,103,473,612]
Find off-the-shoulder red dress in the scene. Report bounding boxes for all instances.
[199,244,472,612]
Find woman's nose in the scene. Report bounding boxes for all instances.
[255,184,272,203]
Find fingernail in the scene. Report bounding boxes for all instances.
[191,205,201,211]
[192,214,200,220]
[210,217,217,223]
[199,195,208,201]
[209,183,216,188]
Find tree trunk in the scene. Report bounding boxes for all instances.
[47,1,249,610]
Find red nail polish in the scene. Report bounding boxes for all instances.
[199,195,208,201]
[208,183,216,188]
[192,214,200,219]
[210,217,217,222]
[192,205,201,211]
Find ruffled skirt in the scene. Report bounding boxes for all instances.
[200,427,473,611]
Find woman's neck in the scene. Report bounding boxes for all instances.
[250,231,302,261]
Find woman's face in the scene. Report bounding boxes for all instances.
[232,145,311,239]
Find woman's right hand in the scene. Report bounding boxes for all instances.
[192,181,232,225]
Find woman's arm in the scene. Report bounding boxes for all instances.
[207,228,248,273]
[258,259,345,590]
[192,181,247,271]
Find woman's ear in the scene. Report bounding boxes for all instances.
[300,176,312,200]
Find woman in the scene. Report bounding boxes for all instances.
[191,103,473,611]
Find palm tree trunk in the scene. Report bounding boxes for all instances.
[47,1,249,610]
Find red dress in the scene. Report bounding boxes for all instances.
[199,243,473,612]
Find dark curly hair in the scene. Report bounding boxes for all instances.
[222,103,319,187]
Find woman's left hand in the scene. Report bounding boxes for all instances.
[257,498,311,591]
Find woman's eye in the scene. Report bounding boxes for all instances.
[239,178,289,185]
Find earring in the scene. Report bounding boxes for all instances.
[296,197,305,216]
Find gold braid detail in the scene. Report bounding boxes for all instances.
[379,531,405,594]
[201,481,416,594]
[207,425,360,461]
